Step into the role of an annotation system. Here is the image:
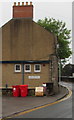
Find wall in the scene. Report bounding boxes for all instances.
[2,63,51,87]
[0,28,2,88]
[51,55,58,93]
[2,19,55,61]
[2,19,58,90]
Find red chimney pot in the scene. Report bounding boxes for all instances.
[22,2,24,6]
[26,2,28,5]
[14,2,16,6]
[30,2,32,5]
[18,2,20,6]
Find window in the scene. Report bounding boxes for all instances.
[15,64,21,72]
[34,64,41,72]
[24,64,31,72]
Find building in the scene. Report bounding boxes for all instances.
[61,64,74,82]
[0,2,59,93]
[62,64,73,76]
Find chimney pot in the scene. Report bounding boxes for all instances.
[14,2,16,6]
[26,2,28,5]
[30,2,32,5]
[22,2,24,6]
[18,2,20,6]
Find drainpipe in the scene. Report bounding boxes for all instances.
[22,64,24,84]
[49,54,53,82]
[50,61,52,82]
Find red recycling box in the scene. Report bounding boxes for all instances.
[12,85,20,97]
[12,85,28,97]
[20,85,28,97]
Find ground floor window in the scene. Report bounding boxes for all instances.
[34,64,41,72]
[24,64,31,72]
[15,64,21,72]
[14,64,41,73]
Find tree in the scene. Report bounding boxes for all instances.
[62,64,73,76]
[37,18,72,65]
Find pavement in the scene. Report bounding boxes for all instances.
[2,85,69,118]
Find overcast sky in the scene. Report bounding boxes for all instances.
[0,1,72,29]
[0,0,73,63]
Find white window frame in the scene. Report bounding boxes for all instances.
[34,64,41,72]
[15,64,21,72]
[24,64,31,72]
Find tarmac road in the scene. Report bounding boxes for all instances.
[13,82,73,118]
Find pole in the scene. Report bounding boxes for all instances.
[59,59,61,83]
[51,61,52,82]
[22,64,24,85]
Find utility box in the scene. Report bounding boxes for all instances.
[35,87,44,96]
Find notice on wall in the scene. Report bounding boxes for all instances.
[35,87,43,92]
[28,76,40,79]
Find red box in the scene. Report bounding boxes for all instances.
[12,85,20,97]
[20,85,28,97]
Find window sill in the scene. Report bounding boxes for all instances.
[14,72,21,73]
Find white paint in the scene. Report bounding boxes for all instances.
[13,88,16,91]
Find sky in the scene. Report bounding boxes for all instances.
[0,0,73,63]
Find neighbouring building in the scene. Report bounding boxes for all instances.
[61,64,74,82]
[62,64,73,76]
[0,2,59,93]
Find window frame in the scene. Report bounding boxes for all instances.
[34,64,41,73]
[24,64,31,73]
[15,64,21,72]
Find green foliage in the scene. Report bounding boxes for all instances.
[62,64,72,76]
[37,18,72,61]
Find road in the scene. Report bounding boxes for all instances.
[12,81,73,118]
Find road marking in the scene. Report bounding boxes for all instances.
[4,86,72,119]
[60,86,72,101]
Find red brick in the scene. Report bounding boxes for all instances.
[13,6,33,18]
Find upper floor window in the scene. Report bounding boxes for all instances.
[15,64,21,72]
[34,64,41,72]
[24,64,31,72]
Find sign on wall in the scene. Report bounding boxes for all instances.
[28,76,40,79]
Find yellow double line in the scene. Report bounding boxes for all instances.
[4,86,72,119]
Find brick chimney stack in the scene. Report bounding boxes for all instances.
[13,2,33,19]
